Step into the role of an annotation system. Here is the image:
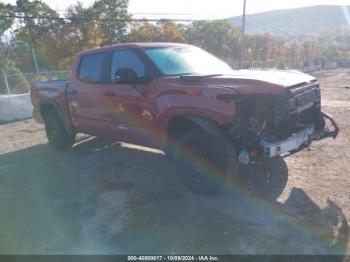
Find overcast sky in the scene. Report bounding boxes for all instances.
[3,0,350,18]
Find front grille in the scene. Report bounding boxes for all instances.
[289,87,321,113]
[269,87,321,140]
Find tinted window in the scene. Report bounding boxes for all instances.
[78,53,106,83]
[110,50,146,82]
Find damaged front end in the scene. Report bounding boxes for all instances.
[225,81,339,164]
[260,111,339,159]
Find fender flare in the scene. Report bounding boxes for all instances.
[185,116,225,137]
[39,100,65,124]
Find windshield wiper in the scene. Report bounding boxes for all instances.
[201,74,223,78]
[178,74,223,82]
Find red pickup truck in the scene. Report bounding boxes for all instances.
[31,43,339,194]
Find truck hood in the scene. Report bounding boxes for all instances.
[227,70,316,87]
[199,70,317,95]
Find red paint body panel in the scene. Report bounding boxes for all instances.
[30,43,319,150]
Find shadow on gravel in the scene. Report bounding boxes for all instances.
[0,137,348,255]
[238,157,289,201]
[0,117,32,125]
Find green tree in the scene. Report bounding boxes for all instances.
[15,0,61,45]
[130,20,184,43]
[65,2,93,49]
[0,54,30,95]
[185,20,240,61]
[14,0,62,71]
[0,2,15,36]
[90,0,130,45]
[130,22,161,42]
[66,0,130,49]
[4,60,30,94]
[157,20,184,42]
[0,2,15,72]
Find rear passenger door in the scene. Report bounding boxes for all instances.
[67,51,115,136]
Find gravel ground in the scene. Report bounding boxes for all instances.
[0,69,349,255]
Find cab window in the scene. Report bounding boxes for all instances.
[78,53,106,83]
[110,50,146,83]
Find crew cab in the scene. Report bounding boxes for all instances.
[31,43,339,194]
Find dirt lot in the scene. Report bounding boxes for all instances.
[0,69,350,255]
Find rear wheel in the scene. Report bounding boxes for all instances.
[173,128,237,194]
[43,111,75,151]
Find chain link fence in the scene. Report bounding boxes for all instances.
[1,58,350,96]
[0,70,70,95]
[229,58,345,71]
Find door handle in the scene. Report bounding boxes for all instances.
[67,89,77,95]
[103,90,115,97]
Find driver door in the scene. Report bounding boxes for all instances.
[102,49,157,147]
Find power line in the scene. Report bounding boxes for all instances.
[0,14,237,23]
[55,9,240,16]
[51,9,241,17]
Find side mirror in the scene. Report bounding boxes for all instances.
[114,67,140,84]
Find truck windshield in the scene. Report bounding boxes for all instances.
[144,46,234,76]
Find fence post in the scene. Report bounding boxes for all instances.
[1,69,11,95]
[31,47,40,74]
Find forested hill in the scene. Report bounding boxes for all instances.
[232,5,350,34]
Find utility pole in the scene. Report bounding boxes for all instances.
[31,46,39,74]
[1,68,11,95]
[239,0,247,69]
[16,41,39,74]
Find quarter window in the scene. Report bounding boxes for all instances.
[78,53,106,83]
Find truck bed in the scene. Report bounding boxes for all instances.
[31,80,69,90]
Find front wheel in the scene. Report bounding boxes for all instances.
[173,128,237,195]
[43,111,75,151]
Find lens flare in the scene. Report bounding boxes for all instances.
[341,5,350,27]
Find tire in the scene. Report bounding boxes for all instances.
[43,111,75,151]
[173,128,237,195]
[164,142,174,162]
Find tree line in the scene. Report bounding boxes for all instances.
[1,0,350,94]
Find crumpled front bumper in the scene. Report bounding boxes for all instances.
[313,111,339,140]
[260,111,339,158]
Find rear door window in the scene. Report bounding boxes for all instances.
[78,53,106,83]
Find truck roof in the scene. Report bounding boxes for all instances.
[77,42,191,56]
